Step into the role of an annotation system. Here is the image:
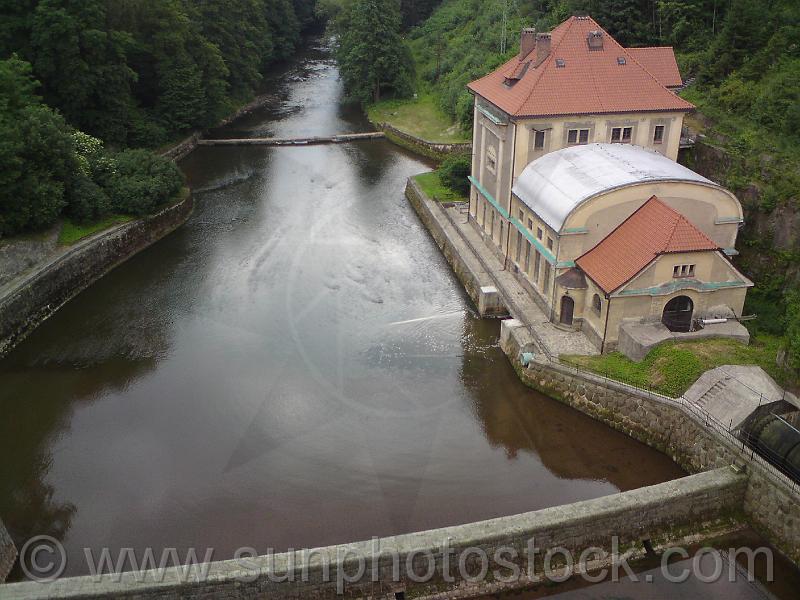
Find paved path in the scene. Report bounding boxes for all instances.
[440,202,598,357]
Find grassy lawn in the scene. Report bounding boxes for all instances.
[414,171,468,203]
[367,94,469,143]
[58,215,134,245]
[562,336,793,398]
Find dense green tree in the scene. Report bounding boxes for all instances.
[266,0,302,60]
[108,149,183,216]
[334,0,414,102]
[29,0,136,144]
[193,0,274,99]
[0,56,76,235]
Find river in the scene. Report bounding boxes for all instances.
[0,39,793,597]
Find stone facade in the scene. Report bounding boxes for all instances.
[0,192,193,357]
[0,468,745,599]
[0,518,16,584]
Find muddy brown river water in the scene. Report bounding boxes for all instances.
[0,40,796,597]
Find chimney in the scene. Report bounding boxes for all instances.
[520,27,536,59]
[535,33,552,65]
[587,30,604,50]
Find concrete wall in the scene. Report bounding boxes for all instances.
[0,192,193,358]
[0,468,746,599]
[0,519,16,584]
[500,321,800,565]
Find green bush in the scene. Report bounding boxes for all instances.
[438,153,471,195]
[107,150,183,216]
[66,174,111,223]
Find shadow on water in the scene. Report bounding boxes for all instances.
[0,36,796,595]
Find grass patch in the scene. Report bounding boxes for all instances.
[562,335,793,398]
[58,215,134,245]
[413,171,467,203]
[367,94,469,143]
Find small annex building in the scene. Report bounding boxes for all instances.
[505,143,752,352]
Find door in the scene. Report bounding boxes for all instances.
[662,296,693,332]
[560,296,575,326]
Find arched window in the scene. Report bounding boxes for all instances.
[592,294,602,315]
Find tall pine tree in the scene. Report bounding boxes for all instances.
[335,0,413,103]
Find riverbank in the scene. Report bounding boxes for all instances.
[405,176,800,567]
[0,189,193,358]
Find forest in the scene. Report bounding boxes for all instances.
[0,0,318,237]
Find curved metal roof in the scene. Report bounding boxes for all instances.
[512,143,718,232]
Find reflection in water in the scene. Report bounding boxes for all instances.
[0,39,714,588]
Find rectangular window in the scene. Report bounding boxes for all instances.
[534,130,545,149]
[518,209,524,221]
[528,218,533,230]
[568,129,578,144]
[537,227,543,240]
[524,241,531,272]
[653,124,665,144]
[579,129,589,144]
[673,264,696,278]
[612,127,633,143]
[534,250,541,282]
[547,237,554,251]
[543,262,551,294]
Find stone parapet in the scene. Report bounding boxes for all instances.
[0,468,745,599]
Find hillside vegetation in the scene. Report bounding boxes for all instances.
[328,0,800,372]
[0,1,318,238]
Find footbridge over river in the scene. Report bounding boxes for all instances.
[197,131,385,147]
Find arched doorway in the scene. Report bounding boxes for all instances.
[662,296,693,332]
[559,296,575,326]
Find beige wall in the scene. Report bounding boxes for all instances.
[471,98,516,213]
[558,182,743,262]
[513,110,686,175]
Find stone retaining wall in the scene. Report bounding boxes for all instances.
[500,320,800,564]
[378,123,472,160]
[405,178,493,312]
[0,519,16,584]
[0,468,746,599]
[0,192,193,358]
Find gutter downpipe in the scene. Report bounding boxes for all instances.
[600,294,611,354]
[502,120,517,271]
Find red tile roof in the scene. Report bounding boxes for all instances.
[576,196,718,294]
[467,16,693,118]
[626,47,683,88]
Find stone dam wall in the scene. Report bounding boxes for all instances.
[500,319,800,565]
[0,468,746,599]
[0,192,193,358]
[0,519,16,584]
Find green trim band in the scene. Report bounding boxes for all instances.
[477,104,507,126]
[470,175,557,264]
[469,176,509,219]
[618,279,747,297]
[557,261,576,268]
[509,215,556,264]
[562,227,588,235]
